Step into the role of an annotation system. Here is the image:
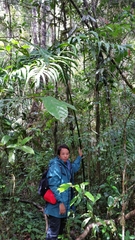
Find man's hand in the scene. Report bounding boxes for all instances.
[59,203,66,214]
[78,147,83,157]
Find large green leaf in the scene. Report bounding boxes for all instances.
[19,137,32,145]
[58,183,72,192]
[41,96,76,123]
[82,217,91,228]
[74,184,82,193]
[70,195,78,206]
[17,145,35,154]
[84,191,95,202]
[1,135,11,145]
[7,143,34,154]
[107,196,114,207]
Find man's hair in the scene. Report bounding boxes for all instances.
[57,144,70,155]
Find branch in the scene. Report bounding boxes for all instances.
[3,197,44,212]
[68,0,91,29]
[75,220,114,240]
[111,58,133,90]
[125,209,135,220]
[75,209,135,240]
[19,199,44,212]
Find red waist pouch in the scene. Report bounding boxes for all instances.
[43,189,57,204]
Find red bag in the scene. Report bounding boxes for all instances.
[43,189,57,204]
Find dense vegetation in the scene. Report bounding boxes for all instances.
[0,0,135,239]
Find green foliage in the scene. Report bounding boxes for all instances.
[0,133,34,164]
[0,0,135,239]
[119,230,135,240]
[41,96,76,123]
[0,199,46,240]
[0,39,78,125]
[60,181,121,238]
[58,182,72,192]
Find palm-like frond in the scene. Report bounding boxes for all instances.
[9,44,78,89]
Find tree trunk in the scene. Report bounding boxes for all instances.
[40,3,46,47]
[4,0,12,38]
[31,6,38,45]
[54,82,58,154]
[95,69,100,180]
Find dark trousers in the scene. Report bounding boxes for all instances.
[45,215,66,240]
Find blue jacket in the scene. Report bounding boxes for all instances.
[44,155,82,218]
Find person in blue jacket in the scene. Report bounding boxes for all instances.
[45,144,83,240]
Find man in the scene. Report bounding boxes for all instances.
[44,144,83,240]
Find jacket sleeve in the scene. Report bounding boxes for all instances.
[47,162,63,203]
[71,156,82,173]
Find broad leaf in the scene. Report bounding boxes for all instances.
[1,135,11,145]
[108,196,114,207]
[82,217,91,228]
[58,183,72,192]
[41,96,76,123]
[74,184,82,193]
[18,145,35,154]
[7,144,18,149]
[84,191,95,202]
[70,195,78,206]
[19,137,32,145]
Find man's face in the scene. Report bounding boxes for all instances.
[59,148,70,162]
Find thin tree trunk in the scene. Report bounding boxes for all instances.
[103,79,114,125]
[31,6,38,45]
[3,0,12,63]
[121,109,133,240]
[51,0,56,43]
[40,2,46,47]
[54,82,58,154]
[95,68,100,180]
[4,0,12,38]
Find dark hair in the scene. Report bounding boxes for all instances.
[57,144,70,155]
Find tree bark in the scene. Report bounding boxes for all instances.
[40,3,46,47]
[4,0,12,38]
[31,6,38,45]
